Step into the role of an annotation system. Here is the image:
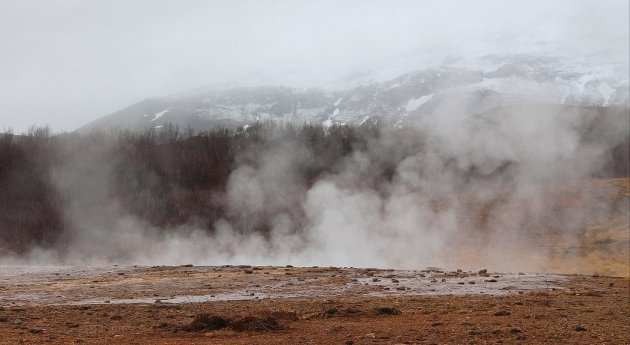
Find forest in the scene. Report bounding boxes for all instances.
[0,111,628,255]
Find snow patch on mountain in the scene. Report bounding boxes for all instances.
[151,108,170,122]
[406,94,434,112]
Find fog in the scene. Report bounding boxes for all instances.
[2,103,627,274]
[0,0,628,132]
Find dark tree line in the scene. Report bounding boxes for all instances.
[0,123,386,253]
[0,120,627,255]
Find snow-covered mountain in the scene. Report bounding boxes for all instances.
[79,54,629,132]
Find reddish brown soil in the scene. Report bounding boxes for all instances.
[0,267,627,345]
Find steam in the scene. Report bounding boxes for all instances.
[2,101,627,276]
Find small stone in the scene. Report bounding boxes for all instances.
[468,281,476,284]
[575,325,587,332]
[374,306,401,315]
[478,269,487,274]
[372,278,380,282]
[30,328,43,334]
[391,278,399,283]
[324,308,337,317]
[494,310,510,316]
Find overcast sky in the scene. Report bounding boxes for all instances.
[0,0,627,132]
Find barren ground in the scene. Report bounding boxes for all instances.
[0,265,628,345]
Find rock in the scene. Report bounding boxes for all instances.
[324,308,337,317]
[374,307,402,315]
[575,325,587,332]
[244,270,254,274]
[494,310,511,316]
[391,279,399,283]
[485,279,498,283]
[468,281,476,284]
[431,322,444,327]
[185,314,228,332]
[30,328,43,334]
[478,269,487,274]
[372,278,380,282]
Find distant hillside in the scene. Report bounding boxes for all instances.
[79,54,629,132]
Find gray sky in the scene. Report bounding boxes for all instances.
[0,0,627,132]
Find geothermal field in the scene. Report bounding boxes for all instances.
[1,1,629,344]
[0,263,628,344]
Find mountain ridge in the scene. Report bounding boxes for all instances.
[79,54,629,132]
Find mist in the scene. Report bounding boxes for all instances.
[1,103,627,276]
[0,0,628,132]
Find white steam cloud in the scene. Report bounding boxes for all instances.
[3,100,627,275]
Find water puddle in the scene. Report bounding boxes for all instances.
[0,265,568,306]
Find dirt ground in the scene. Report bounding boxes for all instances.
[0,265,628,345]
